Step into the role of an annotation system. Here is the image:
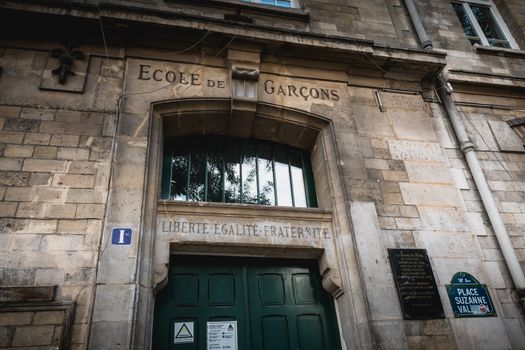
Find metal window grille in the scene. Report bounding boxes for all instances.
[162,137,317,208]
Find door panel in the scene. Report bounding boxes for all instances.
[153,257,247,350]
[152,256,341,350]
[261,316,289,350]
[247,263,339,350]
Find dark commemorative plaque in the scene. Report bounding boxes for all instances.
[388,249,445,320]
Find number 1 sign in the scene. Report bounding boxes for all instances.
[111,228,132,245]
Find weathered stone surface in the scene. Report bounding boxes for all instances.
[388,140,445,161]
[0,312,32,326]
[413,231,482,259]
[350,202,402,321]
[404,160,453,184]
[489,120,525,153]
[391,112,437,142]
[400,183,464,207]
[450,318,511,350]
[12,325,55,346]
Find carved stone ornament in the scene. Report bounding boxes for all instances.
[231,67,259,81]
[50,44,84,84]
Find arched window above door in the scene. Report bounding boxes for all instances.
[161,136,317,208]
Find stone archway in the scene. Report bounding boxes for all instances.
[131,97,367,350]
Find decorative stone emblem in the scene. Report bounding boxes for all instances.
[50,44,84,84]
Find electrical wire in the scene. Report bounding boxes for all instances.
[98,6,109,61]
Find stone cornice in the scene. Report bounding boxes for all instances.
[0,0,447,77]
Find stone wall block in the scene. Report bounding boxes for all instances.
[0,105,21,119]
[44,203,77,219]
[113,163,145,189]
[450,318,511,349]
[50,134,80,147]
[0,172,29,188]
[0,312,32,326]
[52,174,95,188]
[364,158,390,170]
[465,212,488,236]
[33,145,58,159]
[388,140,445,161]
[3,118,40,132]
[76,204,105,219]
[0,158,24,171]
[29,173,52,186]
[404,160,453,184]
[464,120,499,152]
[391,112,437,142]
[20,108,56,121]
[68,161,97,175]
[413,231,482,259]
[57,219,88,234]
[22,159,67,173]
[419,207,469,232]
[65,189,106,204]
[0,131,25,144]
[502,318,525,349]
[433,116,458,149]
[57,147,90,161]
[3,144,34,158]
[32,311,65,325]
[0,202,17,217]
[5,187,34,202]
[400,183,464,207]
[353,105,394,137]
[12,325,55,346]
[23,132,51,145]
[34,268,65,285]
[0,251,22,268]
[88,321,130,350]
[16,202,45,218]
[41,235,84,251]
[9,234,42,251]
[35,187,66,203]
[39,121,68,134]
[23,219,58,234]
[350,202,403,320]
[91,284,136,323]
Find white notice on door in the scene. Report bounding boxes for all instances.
[207,321,237,350]
[174,322,194,344]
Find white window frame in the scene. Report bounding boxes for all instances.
[241,0,298,8]
[453,0,519,49]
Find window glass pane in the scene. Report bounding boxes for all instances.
[164,137,316,207]
[487,39,510,48]
[170,150,188,200]
[290,152,307,208]
[253,0,292,7]
[276,0,291,7]
[274,149,293,207]
[257,144,275,206]
[207,141,223,203]
[452,3,478,37]
[224,140,241,203]
[241,142,258,204]
[470,5,507,43]
[188,149,206,201]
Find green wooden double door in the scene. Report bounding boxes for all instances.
[153,255,342,350]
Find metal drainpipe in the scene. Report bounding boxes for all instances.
[403,0,525,304]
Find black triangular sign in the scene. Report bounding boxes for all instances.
[175,324,192,338]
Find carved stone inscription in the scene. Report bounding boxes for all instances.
[262,79,340,102]
[388,248,445,320]
[137,64,226,89]
[160,220,331,241]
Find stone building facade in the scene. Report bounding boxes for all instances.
[1,0,525,349]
